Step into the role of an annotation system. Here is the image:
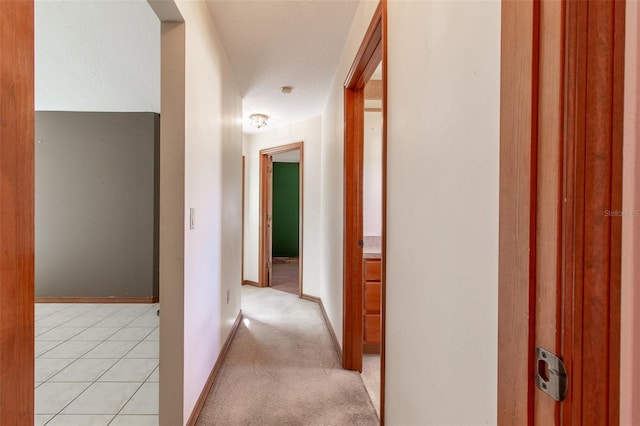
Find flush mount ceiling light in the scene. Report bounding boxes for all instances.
[249,113,269,129]
[280,86,293,94]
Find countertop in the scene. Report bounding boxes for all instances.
[363,236,381,259]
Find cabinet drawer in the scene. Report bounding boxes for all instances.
[364,259,381,281]
[364,282,380,313]
[364,314,380,343]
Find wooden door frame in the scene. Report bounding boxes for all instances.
[259,142,304,297]
[498,0,624,424]
[343,0,387,423]
[242,155,245,284]
[0,1,35,422]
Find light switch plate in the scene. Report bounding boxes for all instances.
[189,208,195,229]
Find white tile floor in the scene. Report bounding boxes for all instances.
[35,303,159,426]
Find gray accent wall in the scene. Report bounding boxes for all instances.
[35,112,159,298]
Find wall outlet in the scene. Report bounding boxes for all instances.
[226,289,230,304]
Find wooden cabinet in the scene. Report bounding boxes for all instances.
[363,258,381,354]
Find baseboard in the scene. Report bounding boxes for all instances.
[242,280,260,287]
[301,293,343,364]
[35,296,159,303]
[186,309,244,426]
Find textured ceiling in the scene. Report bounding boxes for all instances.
[205,0,359,134]
[35,0,160,112]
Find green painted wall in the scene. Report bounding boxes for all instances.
[272,162,299,257]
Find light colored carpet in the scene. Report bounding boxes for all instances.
[361,355,381,417]
[196,286,379,426]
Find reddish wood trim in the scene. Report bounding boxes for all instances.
[344,2,383,90]
[500,0,624,424]
[260,142,304,156]
[259,142,303,294]
[0,2,34,423]
[258,153,269,288]
[299,144,304,298]
[35,297,159,304]
[609,4,625,424]
[534,0,563,423]
[242,155,245,285]
[242,280,260,287]
[187,310,243,426]
[343,3,386,425]
[561,2,624,424]
[302,294,342,363]
[497,1,538,424]
[343,84,365,373]
[561,2,586,423]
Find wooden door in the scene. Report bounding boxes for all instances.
[498,1,624,424]
[0,1,35,422]
[267,155,273,287]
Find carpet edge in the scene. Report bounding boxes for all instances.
[186,309,244,426]
[301,293,343,364]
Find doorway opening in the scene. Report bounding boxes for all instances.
[259,142,304,297]
[360,62,384,417]
[343,1,386,423]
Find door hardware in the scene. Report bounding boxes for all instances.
[536,346,568,401]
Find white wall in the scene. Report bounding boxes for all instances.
[385,1,500,423]
[319,0,380,352]
[178,1,243,423]
[321,0,500,423]
[152,1,242,424]
[364,111,383,236]
[242,116,323,296]
[35,0,160,112]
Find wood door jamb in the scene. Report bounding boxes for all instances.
[259,142,304,297]
[343,1,387,424]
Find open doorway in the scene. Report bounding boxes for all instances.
[360,63,383,417]
[259,142,304,297]
[343,2,386,423]
[32,2,162,425]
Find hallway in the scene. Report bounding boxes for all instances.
[1,0,629,423]
[195,286,378,425]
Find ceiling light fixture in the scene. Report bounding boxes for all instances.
[280,86,293,94]
[249,113,269,129]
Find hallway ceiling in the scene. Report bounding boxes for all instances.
[204,0,359,134]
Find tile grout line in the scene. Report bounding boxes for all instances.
[37,303,156,362]
[36,302,133,359]
[105,320,159,423]
[36,303,159,425]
